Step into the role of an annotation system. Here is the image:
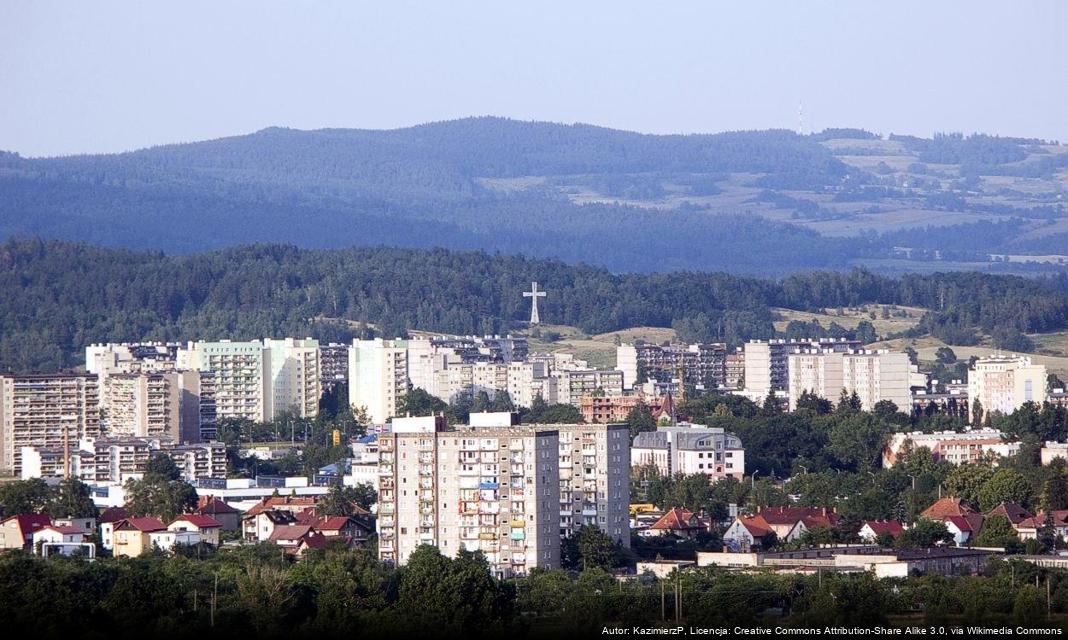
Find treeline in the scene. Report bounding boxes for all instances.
[3,239,1068,372]
[1,545,1065,638]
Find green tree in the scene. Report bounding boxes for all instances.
[974,514,1018,548]
[317,483,376,516]
[895,519,953,549]
[144,453,181,481]
[976,468,1032,512]
[625,403,656,439]
[563,525,620,571]
[944,464,995,507]
[48,477,98,519]
[0,478,53,517]
[396,388,447,417]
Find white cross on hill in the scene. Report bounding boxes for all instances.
[522,281,546,325]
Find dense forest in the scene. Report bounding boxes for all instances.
[3,239,1068,373]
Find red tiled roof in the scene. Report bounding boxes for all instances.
[736,514,772,537]
[922,497,976,520]
[757,506,840,528]
[944,514,985,533]
[37,524,84,535]
[268,524,315,543]
[314,516,355,532]
[245,496,319,517]
[985,502,1032,525]
[862,520,904,537]
[170,514,222,529]
[196,496,238,515]
[649,507,700,531]
[98,506,129,523]
[115,517,166,532]
[2,514,52,537]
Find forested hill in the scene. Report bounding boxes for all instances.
[3,238,1068,373]
[0,118,859,274]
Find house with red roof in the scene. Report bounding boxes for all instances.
[858,520,905,543]
[921,497,976,520]
[195,496,240,531]
[642,507,705,539]
[112,517,167,558]
[31,524,88,551]
[722,514,774,551]
[985,502,1032,526]
[268,524,329,556]
[245,509,299,542]
[168,514,223,546]
[943,514,986,546]
[98,506,130,551]
[1015,510,1068,540]
[0,514,52,551]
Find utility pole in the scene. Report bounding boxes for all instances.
[211,573,218,627]
[661,579,665,621]
[675,570,681,623]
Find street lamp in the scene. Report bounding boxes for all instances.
[908,474,917,491]
[751,470,760,489]
[798,465,808,475]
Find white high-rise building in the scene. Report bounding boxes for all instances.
[100,370,205,442]
[786,349,910,412]
[263,338,321,420]
[743,338,863,400]
[376,416,560,576]
[348,339,409,424]
[968,355,1048,422]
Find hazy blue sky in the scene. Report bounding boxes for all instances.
[2,1,1066,157]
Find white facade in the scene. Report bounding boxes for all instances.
[348,339,409,424]
[786,350,911,412]
[632,424,745,481]
[179,340,267,422]
[968,355,1048,422]
[263,338,321,420]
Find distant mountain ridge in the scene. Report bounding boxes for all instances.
[1,117,1065,274]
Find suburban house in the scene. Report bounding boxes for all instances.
[1016,510,1068,540]
[112,517,167,557]
[985,502,1032,526]
[31,524,88,551]
[268,524,329,556]
[246,509,299,542]
[147,529,201,553]
[298,514,374,543]
[53,516,97,538]
[858,520,904,542]
[194,496,241,531]
[921,497,984,546]
[98,506,129,551]
[167,514,223,546]
[641,507,706,539]
[723,506,839,551]
[0,514,52,550]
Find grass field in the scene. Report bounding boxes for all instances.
[772,304,925,338]
[869,335,1068,378]
[522,324,678,369]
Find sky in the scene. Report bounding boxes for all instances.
[2,1,1067,157]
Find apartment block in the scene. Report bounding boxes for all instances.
[551,369,624,406]
[550,423,630,546]
[349,339,409,424]
[968,355,1048,422]
[632,425,745,480]
[263,338,321,420]
[743,338,862,399]
[21,436,225,482]
[376,416,560,577]
[319,343,350,389]
[785,349,910,412]
[101,370,206,441]
[179,341,267,422]
[617,342,728,391]
[0,374,102,476]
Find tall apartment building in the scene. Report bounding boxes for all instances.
[968,355,1048,423]
[724,349,745,390]
[100,371,206,442]
[376,416,560,577]
[617,342,728,391]
[785,349,910,412]
[551,423,630,546]
[319,343,350,389]
[86,342,183,380]
[0,374,101,476]
[743,338,863,400]
[349,339,409,424]
[552,369,624,406]
[179,341,267,422]
[20,436,226,482]
[632,425,745,480]
[263,338,321,420]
